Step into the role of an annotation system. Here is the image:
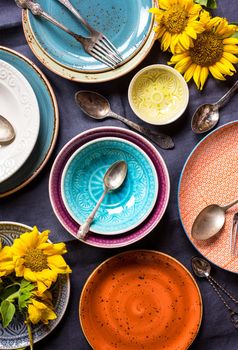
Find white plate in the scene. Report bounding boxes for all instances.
[0,59,40,183]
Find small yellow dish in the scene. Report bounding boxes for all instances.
[128,64,189,125]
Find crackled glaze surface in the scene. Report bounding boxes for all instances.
[61,138,158,234]
[0,222,70,350]
[79,250,202,350]
[0,59,40,183]
[49,127,170,248]
[22,9,156,83]
[178,122,238,273]
[129,65,188,125]
[27,0,153,72]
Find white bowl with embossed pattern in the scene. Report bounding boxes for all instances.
[128,64,189,125]
[0,59,40,183]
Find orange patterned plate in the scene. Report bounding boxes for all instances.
[79,250,202,350]
[179,121,238,273]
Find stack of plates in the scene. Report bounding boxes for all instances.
[49,127,170,248]
[0,46,59,198]
[22,0,156,83]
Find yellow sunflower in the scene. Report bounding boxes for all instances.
[149,0,204,53]
[168,14,238,89]
[11,227,71,294]
[28,291,56,325]
[0,241,14,278]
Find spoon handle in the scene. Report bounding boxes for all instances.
[76,188,108,240]
[216,80,238,109]
[109,112,174,150]
[207,276,238,330]
[222,198,238,211]
[16,0,86,42]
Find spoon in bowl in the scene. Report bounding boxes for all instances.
[0,115,15,145]
[191,80,238,134]
[77,160,127,240]
[191,198,238,240]
[75,90,174,150]
[192,257,238,330]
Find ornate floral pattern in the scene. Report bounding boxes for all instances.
[62,139,158,234]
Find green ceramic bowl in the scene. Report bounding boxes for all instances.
[128,64,189,125]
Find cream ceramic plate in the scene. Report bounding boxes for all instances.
[0,60,40,183]
[22,10,156,83]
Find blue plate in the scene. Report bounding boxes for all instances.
[28,0,153,71]
[0,47,59,198]
[61,138,158,234]
[0,222,70,349]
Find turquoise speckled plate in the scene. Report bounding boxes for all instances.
[0,47,59,198]
[27,0,153,72]
[61,138,159,235]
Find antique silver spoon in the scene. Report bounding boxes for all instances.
[75,91,174,150]
[192,257,238,330]
[191,199,238,240]
[191,80,238,134]
[0,115,15,145]
[77,160,127,240]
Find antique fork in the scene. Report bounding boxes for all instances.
[56,0,122,63]
[230,212,238,257]
[15,0,119,69]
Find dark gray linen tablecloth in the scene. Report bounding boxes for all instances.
[1,1,238,349]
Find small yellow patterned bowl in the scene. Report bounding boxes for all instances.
[128,64,189,125]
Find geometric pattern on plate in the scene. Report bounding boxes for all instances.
[62,138,158,234]
[0,222,70,350]
[178,121,238,273]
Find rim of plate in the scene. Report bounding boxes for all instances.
[0,46,59,199]
[178,120,238,274]
[0,221,70,349]
[49,126,170,248]
[61,136,159,235]
[79,249,203,350]
[22,10,156,83]
[0,59,40,183]
[25,0,155,74]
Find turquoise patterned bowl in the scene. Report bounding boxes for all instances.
[61,137,158,235]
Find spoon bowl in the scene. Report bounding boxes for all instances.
[0,115,15,145]
[77,160,127,239]
[75,90,174,150]
[191,199,238,240]
[191,104,219,134]
[191,80,238,134]
[191,257,211,278]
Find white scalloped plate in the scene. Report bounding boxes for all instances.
[0,59,40,183]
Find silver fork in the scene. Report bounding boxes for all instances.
[230,212,238,257]
[56,0,122,64]
[15,0,119,69]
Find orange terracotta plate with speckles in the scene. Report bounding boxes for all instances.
[178,121,238,273]
[79,250,202,350]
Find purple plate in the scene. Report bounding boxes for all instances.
[49,127,170,248]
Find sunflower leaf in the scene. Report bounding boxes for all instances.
[195,0,217,8]
[18,280,35,311]
[0,300,16,328]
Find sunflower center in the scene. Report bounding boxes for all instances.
[163,7,188,34]
[24,248,48,272]
[190,31,223,66]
